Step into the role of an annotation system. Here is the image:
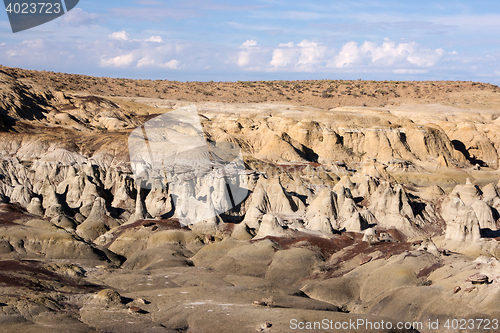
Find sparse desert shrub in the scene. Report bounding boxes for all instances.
[321,90,333,98]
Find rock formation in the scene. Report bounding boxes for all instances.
[1,66,500,332]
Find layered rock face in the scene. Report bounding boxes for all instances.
[3,136,498,246]
[2,67,500,332]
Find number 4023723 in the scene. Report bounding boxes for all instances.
[5,2,62,14]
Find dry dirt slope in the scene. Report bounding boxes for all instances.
[2,64,500,109]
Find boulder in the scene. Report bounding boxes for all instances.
[27,197,44,215]
[255,214,286,239]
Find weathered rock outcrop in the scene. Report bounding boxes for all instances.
[442,196,481,241]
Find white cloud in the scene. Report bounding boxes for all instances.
[437,14,500,32]
[137,57,155,67]
[270,40,327,69]
[407,47,445,67]
[108,31,130,41]
[0,32,459,82]
[393,69,429,74]
[297,40,326,67]
[144,36,163,43]
[241,40,258,48]
[107,31,164,44]
[360,40,412,65]
[270,48,296,67]
[137,57,180,69]
[256,38,447,73]
[97,40,186,69]
[59,8,100,27]
[100,53,135,67]
[20,39,45,48]
[163,59,180,69]
[334,41,360,68]
[331,39,445,68]
[238,40,260,67]
[238,52,251,66]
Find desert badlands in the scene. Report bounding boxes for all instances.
[1,65,500,332]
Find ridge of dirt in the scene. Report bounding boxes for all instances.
[2,65,500,110]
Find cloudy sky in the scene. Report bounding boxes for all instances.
[0,0,499,84]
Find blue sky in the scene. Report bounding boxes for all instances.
[0,0,499,84]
